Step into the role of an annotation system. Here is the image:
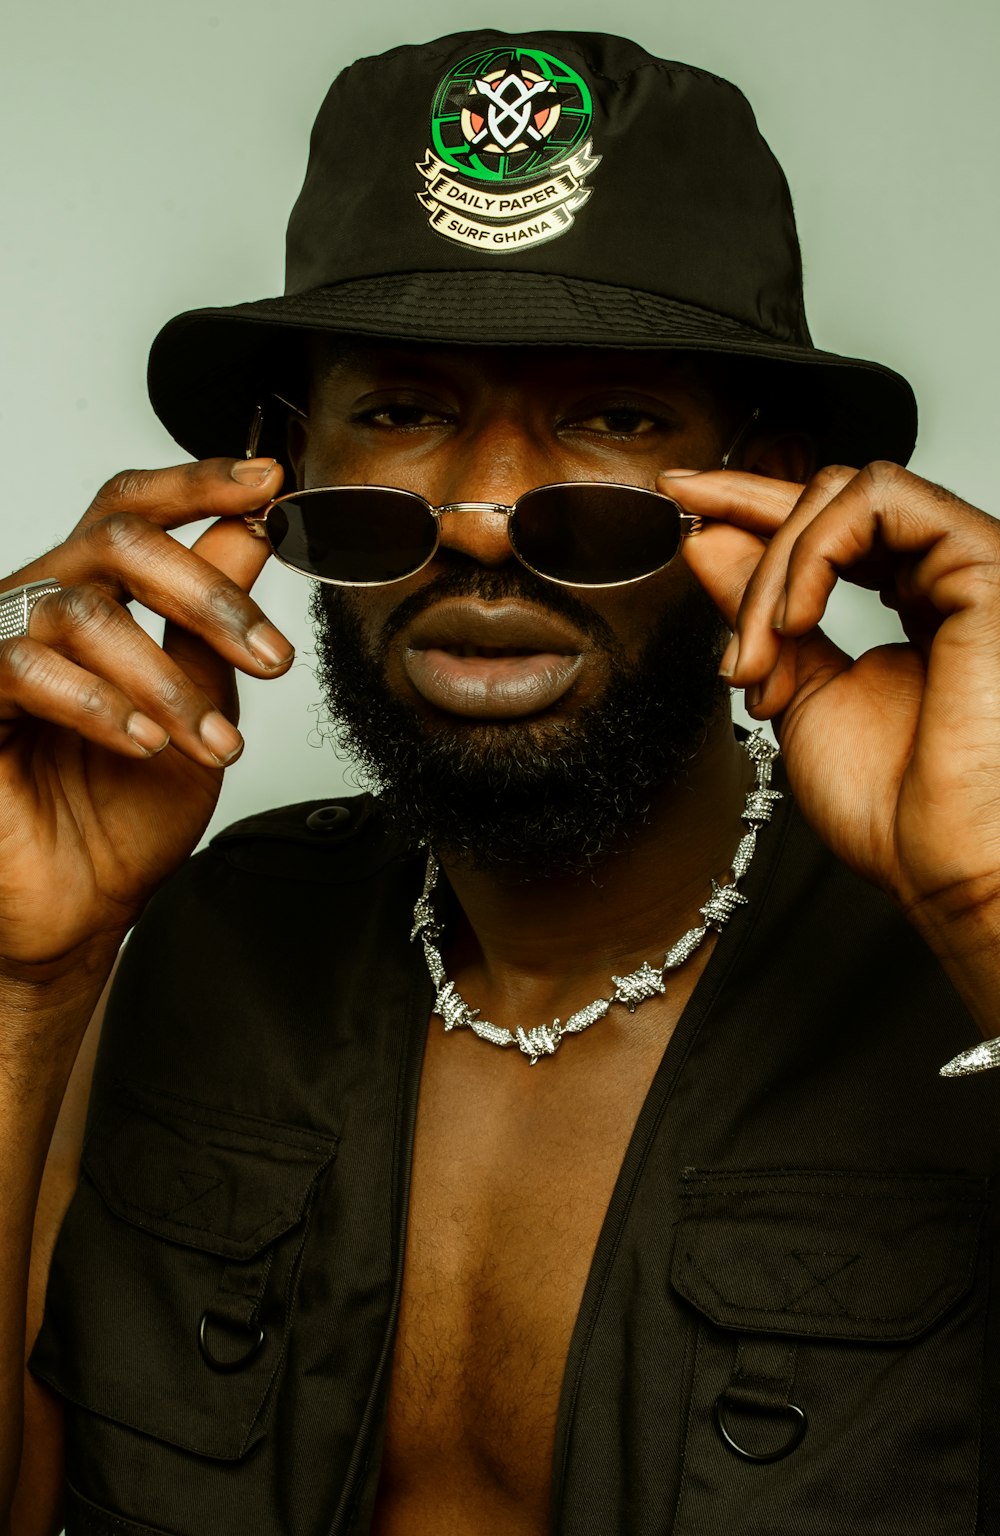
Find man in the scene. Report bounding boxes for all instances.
[2,28,1000,1536]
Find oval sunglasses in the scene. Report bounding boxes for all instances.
[243,402,759,590]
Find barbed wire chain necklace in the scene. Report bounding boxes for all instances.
[410,730,782,1065]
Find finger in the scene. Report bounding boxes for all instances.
[162,515,287,720]
[727,462,1000,718]
[720,465,858,684]
[657,467,806,539]
[16,515,292,723]
[682,514,851,725]
[0,636,172,759]
[742,627,852,723]
[73,457,282,536]
[43,516,295,690]
[778,464,1000,640]
[0,457,283,600]
[4,451,285,617]
[26,585,244,766]
[190,514,274,594]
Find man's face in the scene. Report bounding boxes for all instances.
[294,342,740,876]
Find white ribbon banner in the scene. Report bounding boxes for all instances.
[416,141,601,251]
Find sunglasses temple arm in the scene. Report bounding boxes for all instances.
[246,405,265,460]
[245,395,310,462]
[720,405,761,471]
[244,405,274,537]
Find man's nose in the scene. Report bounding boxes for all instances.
[434,503,513,567]
[431,427,546,567]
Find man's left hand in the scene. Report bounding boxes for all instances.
[665,461,1000,1033]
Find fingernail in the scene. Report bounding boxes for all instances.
[231,458,277,487]
[247,623,294,669]
[200,711,243,765]
[718,634,740,679]
[658,468,702,479]
[127,713,170,754]
[772,589,787,632]
[745,684,763,713]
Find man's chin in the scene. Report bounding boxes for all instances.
[309,582,728,881]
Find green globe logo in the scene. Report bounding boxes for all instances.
[430,47,594,185]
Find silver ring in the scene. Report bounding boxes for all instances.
[0,580,62,644]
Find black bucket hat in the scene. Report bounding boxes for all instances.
[147,30,917,469]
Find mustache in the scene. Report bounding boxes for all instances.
[337,556,622,657]
[373,565,617,660]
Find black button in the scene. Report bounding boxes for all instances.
[305,804,352,833]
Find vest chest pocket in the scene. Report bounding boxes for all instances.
[30,1082,338,1461]
[670,1169,988,1536]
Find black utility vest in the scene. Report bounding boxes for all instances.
[31,790,1000,1535]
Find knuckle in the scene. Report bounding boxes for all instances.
[203,576,253,632]
[859,460,904,491]
[48,582,114,630]
[0,637,41,684]
[154,671,195,714]
[813,463,855,491]
[90,509,154,558]
[75,679,114,719]
[94,468,160,512]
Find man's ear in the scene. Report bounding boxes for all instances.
[286,414,309,492]
[744,429,817,484]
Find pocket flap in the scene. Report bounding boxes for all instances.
[671,1169,988,1342]
[83,1082,338,1260]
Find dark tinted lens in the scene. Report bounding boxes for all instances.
[510,484,682,584]
[268,489,436,584]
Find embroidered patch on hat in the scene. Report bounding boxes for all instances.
[417,46,600,252]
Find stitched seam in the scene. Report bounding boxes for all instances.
[67,1482,175,1535]
[111,1079,339,1154]
[783,1250,859,1313]
[681,1169,987,1195]
[680,1234,961,1332]
[86,1084,339,1243]
[682,1263,954,1329]
[84,1186,296,1245]
[672,1311,703,1530]
[236,1190,315,1456]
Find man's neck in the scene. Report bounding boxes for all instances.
[436,711,752,1021]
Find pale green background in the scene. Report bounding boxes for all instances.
[3,0,998,840]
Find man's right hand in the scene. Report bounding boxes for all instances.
[0,455,291,974]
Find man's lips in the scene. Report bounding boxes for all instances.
[400,599,588,719]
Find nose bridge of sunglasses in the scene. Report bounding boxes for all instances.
[434,501,515,564]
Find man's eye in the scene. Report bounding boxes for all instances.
[355,402,450,429]
[572,408,661,436]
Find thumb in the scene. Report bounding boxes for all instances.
[164,517,283,723]
[190,512,274,592]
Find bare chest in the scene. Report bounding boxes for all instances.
[371,995,689,1534]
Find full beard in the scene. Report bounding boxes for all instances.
[310,563,729,880]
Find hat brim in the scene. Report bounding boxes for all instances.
[147,270,917,470]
